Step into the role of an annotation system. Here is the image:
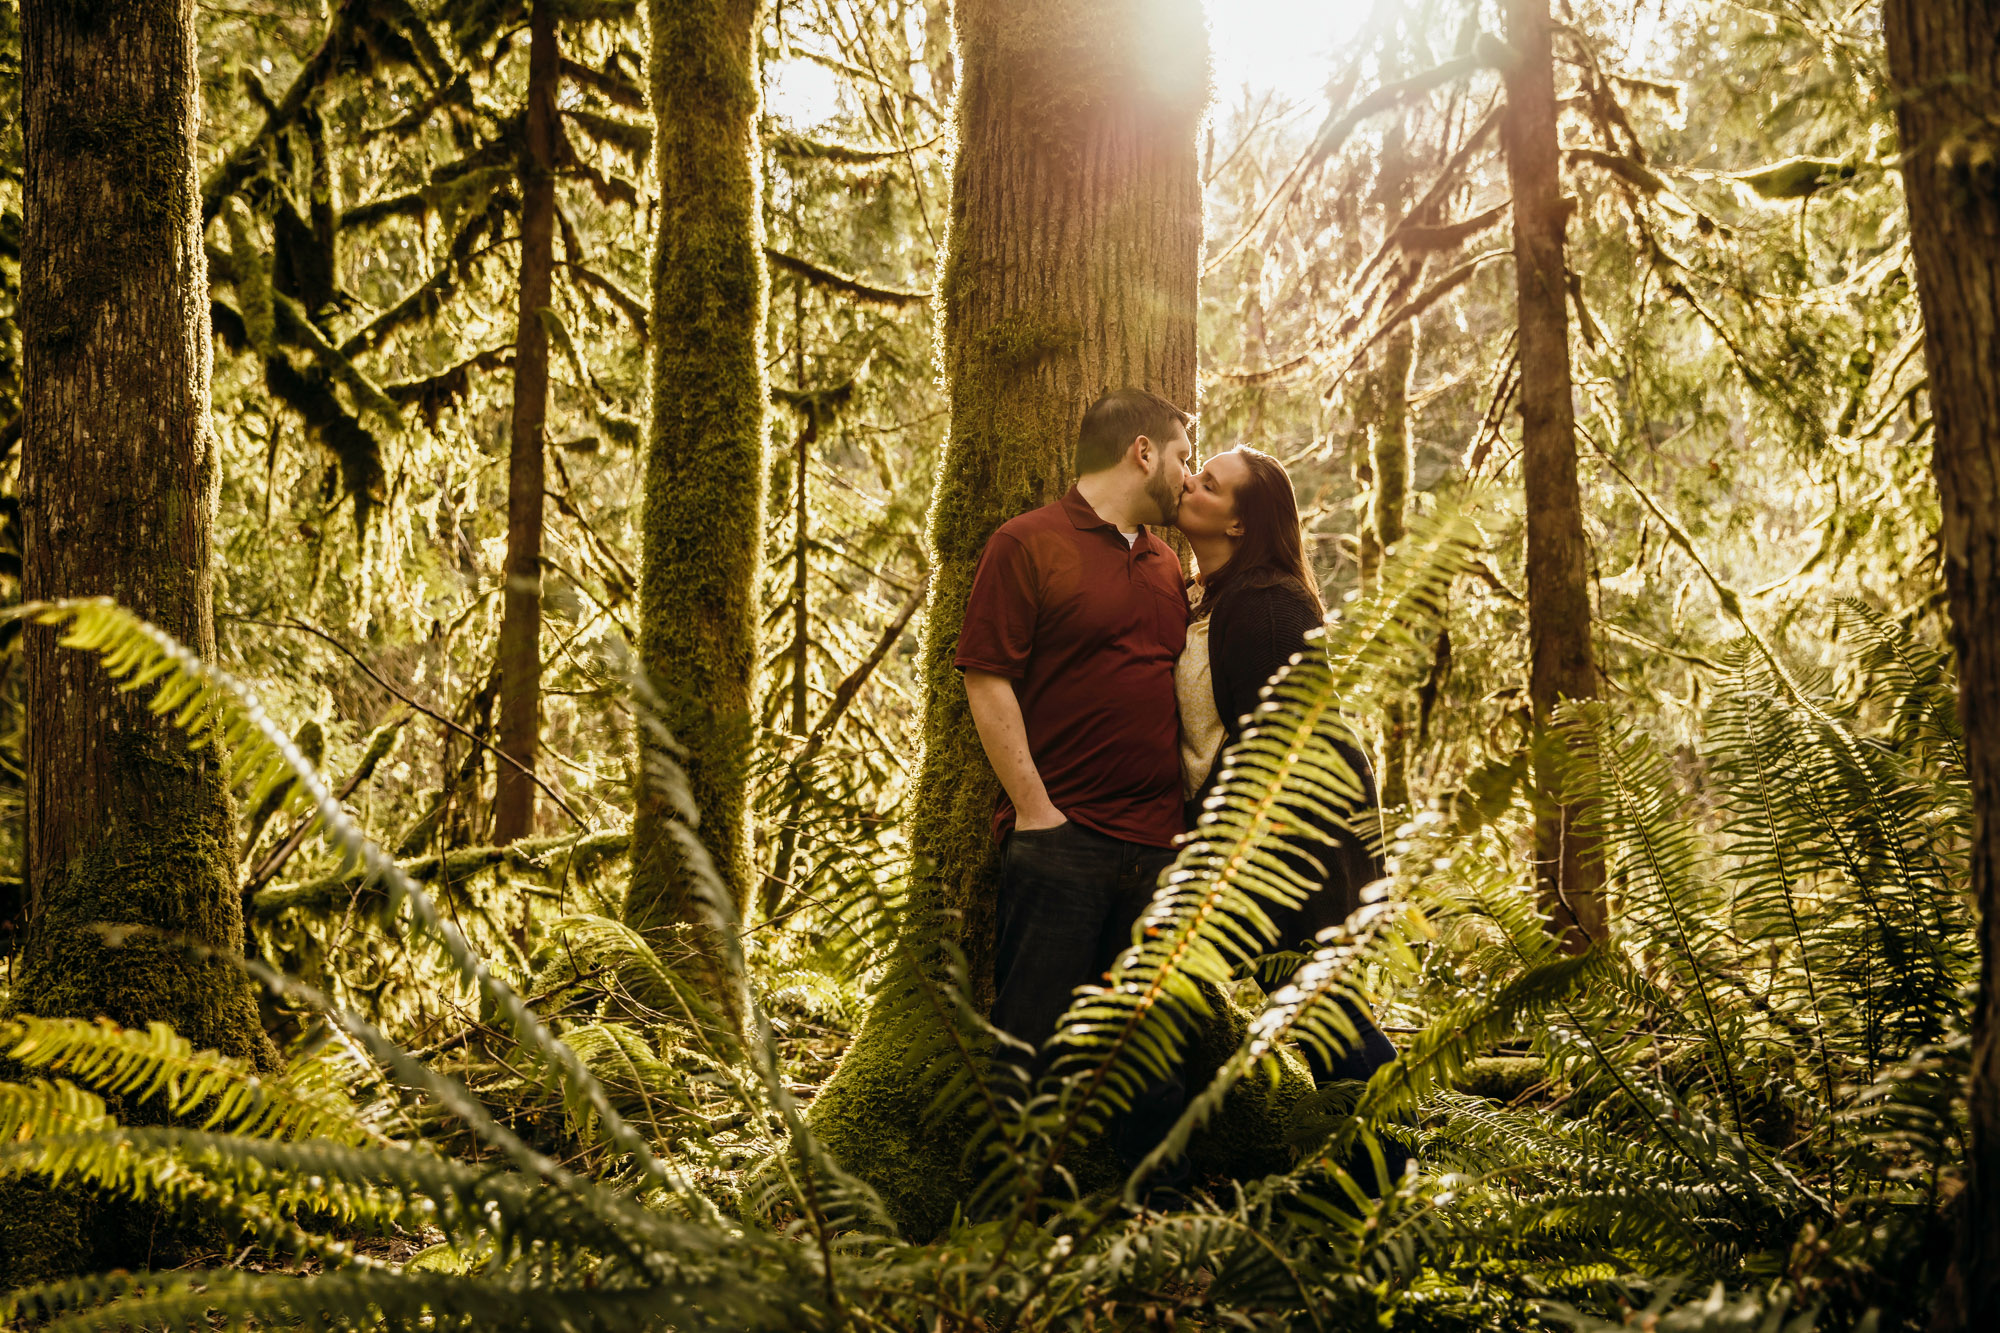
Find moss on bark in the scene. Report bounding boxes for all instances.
[796,989,1315,1239]
[626,0,769,930]
[791,8,1283,1228]
[6,0,277,1285]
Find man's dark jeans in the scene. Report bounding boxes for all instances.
[991,820,1185,1178]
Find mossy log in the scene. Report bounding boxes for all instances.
[804,0,1222,1232]
[249,830,631,920]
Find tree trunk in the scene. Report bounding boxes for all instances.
[626,0,768,929]
[761,402,817,922]
[1357,111,1421,810]
[1879,6,2000,1326]
[493,0,560,845]
[1368,315,1416,809]
[1500,0,1603,950]
[4,0,275,1283]
[804,0,1208,1239]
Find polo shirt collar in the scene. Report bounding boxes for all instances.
[1061,485,1156,548]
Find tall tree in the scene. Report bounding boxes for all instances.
[1355,113,1422,811]
[3,0,275,1281]
[493,0,562,844]
[807,0,1209,1237]
[1880,4,2000,1325]
[625,0,769,929]
[1500,0,1603,948]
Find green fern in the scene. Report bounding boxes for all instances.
[0,577,1973,1329]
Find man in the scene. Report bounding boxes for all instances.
[954,386,1193,1174]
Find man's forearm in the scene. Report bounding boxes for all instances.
[963,671,1064,828]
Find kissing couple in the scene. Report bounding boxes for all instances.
[954,387,1400,1193]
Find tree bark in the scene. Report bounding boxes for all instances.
[761,402,817,922]
[805,0,1208,1238]
[1358,116,1421,810]
[1879,6,2000,1327]
[493,0,560,845]
[626,0,768,929]
[5,0,275,1282]
[1367,315,1416,808]
[1500,0,1603,950]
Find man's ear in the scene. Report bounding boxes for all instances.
[1129,433,1154,470]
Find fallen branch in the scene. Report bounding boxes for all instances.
[252,830,630,920]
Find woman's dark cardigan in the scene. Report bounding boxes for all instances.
[1190,576,1398,1089]
[1191,576,1384,953]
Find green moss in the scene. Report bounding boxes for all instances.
[799,989,1315,1239]
[25,109,193,353]
[1181,994,1318,1182]
[12,755,270,1062]
[1,749,274,1287]
[796,1006,978,1238]
[971,313,1079,369]
[627,0,770,929]
[1455,1056,1548,1103]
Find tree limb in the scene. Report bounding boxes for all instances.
[765,247,929,307]
[560,261,649,338]
[226,615,589,831]
[767,128,943,165]
[561,57,644,108]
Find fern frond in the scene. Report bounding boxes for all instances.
[0,1078,115,1143]
[1041,502,1484,1145]
[6,1258,821,1333]
[22,597,724,1222]
[3,1016,388,1145]
[1837,596,1963,773]
[1557,702,1751,1130]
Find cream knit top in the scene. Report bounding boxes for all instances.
[1176,586,1226,799]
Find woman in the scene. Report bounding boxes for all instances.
[1174,444,1398,1087]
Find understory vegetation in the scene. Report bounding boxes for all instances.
[0,0,1984,1328]
[0,523,1972,1329]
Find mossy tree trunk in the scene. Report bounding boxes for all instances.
[1500,0,1604,950]
[625,0,768,930]
[493,0,561,845]
[1880,4,2000,1325]
[1356,120,1421,811]
[905,0,1207,985]
[6,0,276,1283]
[805,0,1209,1238]
[1363,317,1416,808]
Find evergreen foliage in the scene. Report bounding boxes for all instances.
[0,487,1974,1325]
[0,0,1981,1326]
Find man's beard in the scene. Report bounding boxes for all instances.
[1144,464,1180,526]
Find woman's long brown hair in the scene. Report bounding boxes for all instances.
[1200,445,1325,618]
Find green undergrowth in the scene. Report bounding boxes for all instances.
[0,539,1977,1329]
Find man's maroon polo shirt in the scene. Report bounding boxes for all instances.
[955,486,1189,847]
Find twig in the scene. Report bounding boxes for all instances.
[795,573,928,772]
[243,711,413,895]
[411,966,611,1061]
[224,615,588,830]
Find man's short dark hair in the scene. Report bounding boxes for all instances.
[1074,388,1192,475]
